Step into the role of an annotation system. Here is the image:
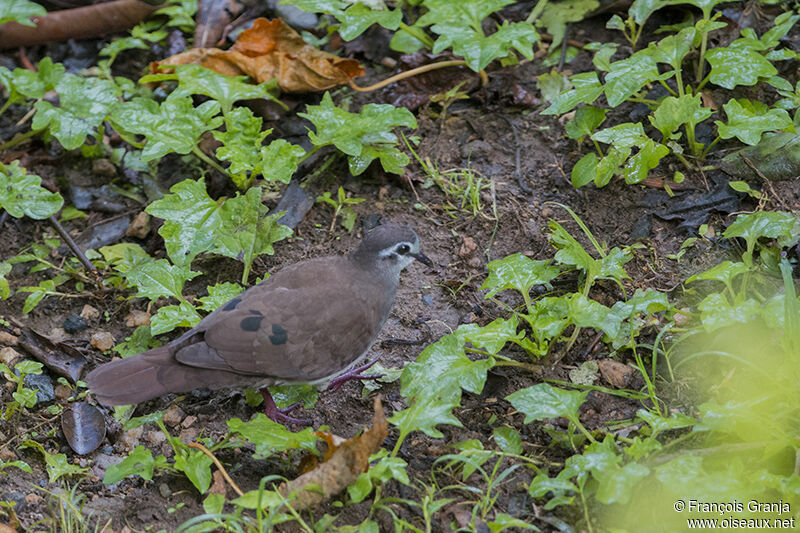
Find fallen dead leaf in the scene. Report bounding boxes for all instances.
[153,18,364,93]
[277,397,387,509]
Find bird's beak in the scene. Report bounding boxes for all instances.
[410,252,433,267]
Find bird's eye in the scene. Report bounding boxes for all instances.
[397,244,411,255]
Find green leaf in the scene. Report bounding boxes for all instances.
[542,72,603,115]
[571,152,598,188]
[621,139,669,184]
[648,26,695,70]
[0,0,45,26]
[687,260,749,285]
[299,92,416,175]
[269,384,318,409]
[582,437,650,505]
[488,513,539,532]
[146,178,223,267]
[454,317,524,355]
[0,161,63,219]
[110,96,223,161]
[99,243,151,273]
[258,139,305,184]
[174,447,214,493]
[114,325,161,358]
[146,178,224,267]
[629,0,664,24]
[348,452,409,503]
[0,262,10,299]
[227,414,318,458]
[104,445,169,484]
[141,64,283,113]
[565,106,607,141]
[481,253,560,298]
[123,259,200,301]
[197,282,245,312]
[594,146,630,187]
[213,107,271,189]
[506,383,588,423]
[604,51,666,107]
[722,211,800,262]
[0,57,64,107]
[705,45,778,90]
[697,293,762,332]
[338,3,402,41]
[715,98,793,146]
[150,300,203,335]
[649,93,713,141]
[212,187,293,282]
[32,74,117,150]
[21,440,89,483]
[591,122,648,148]
[493,426,523,455]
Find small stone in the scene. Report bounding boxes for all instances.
[674,307,691,327]
[91,332,115,352]
[159,482,172,498]
[598,359,636,389]
[48,327,67,343]
[0,447,17,462]
[63,313,89,333]
[54,384,71,400]
[209,469,227,496]
[118,426,143,451]
[124,310,151,328]
[125,211,151,239]
[24,373,55,402]
[540,207,554,218]
[458,236,477,258]
[421,293,433,306]
[25,493,41,505]
[0,331,18,345]
[92,158,117,178]
[179,427,198,442]
[181,415,197,429]
[81,305,100,320]
[467,256,482,269]
[162,405,185,427]
[0,347,22,366]
[92,453,123,479]
[146,430,166,445]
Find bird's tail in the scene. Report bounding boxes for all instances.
[86,347,196,406]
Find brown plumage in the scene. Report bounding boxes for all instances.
[86,224,431,420]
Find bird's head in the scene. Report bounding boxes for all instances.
[352,223,433,274]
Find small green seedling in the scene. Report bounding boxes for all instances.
[316,186,365,232]
[0,360,44,419]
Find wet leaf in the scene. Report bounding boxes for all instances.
[197,282,244,312]
[0,0,46,25]
[706,45,777,90]
[0,161,63,220]
[299,92,416,175]
[565,106,606,141]
[649,93,712,142]
[455,317,524,355]
[348,450,409,503]
[154,18,364,93]
[21,440,88,483]
[123,259,200,301]
[110,96,223,161]
[32,74,117,150]
[621,139,669,184]
[722,211,800,263]
[104,445,169,484]
[493,426,523,455]
[227,414,318,458]
[150,300,203,335]
[604,51,667,107]
[61,402,106,455]
[542,71,603,115]
[506,383,588,423]
[0,57,63,107]
[715,98,793,146]
[481,253,559,298]
[174,447,214,493]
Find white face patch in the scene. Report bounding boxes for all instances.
[378,240,419,271]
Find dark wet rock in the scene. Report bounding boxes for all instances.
[23,372,55,403]
[62,313,88,333]
[76,217,131,251]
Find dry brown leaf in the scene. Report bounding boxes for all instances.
[152,18,364,93]
[277,397,388,509]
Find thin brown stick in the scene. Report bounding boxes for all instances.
[48,214,102,286]
[187,442,244,497]
[349,60,471,92]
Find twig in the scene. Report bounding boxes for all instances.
[498,114,532,194]
[48,214,102,286]
[187,442,244,497]
[739,154,792,212]
[349,60,483,92]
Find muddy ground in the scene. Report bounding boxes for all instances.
[2,2,799,531]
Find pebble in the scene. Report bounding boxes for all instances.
[458,236,477,258]
[63,313,88,333]
[81,305,100,320]
[421,294,433,306]
[92,453,123,478]
[125,310,151,328]
[54,384,71,401]
[179,427,198,442]
[118,426,143,451]
[181,415,197,428]
[0,331,18,345]
[91,332,115,352]
[159,483,172,498]
[48,327,67,343]
[467,256,482,269]
[162,405,185,427]
[92,158,117,178]
[24,373,55,402]
[146,430,166,445]
[125,211,151,239]
[0,347,22,366]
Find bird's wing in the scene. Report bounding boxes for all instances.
[174,258,389,382]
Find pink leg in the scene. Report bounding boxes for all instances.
[260,388,311,425]
[326,356,385,393]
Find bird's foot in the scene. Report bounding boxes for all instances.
[260,388,311,425]
[326,357,384,393]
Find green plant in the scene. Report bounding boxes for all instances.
[0,359,44,419]
[316,186,365,232]
[544,6,800,188]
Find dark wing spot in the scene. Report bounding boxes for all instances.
[223,298,242,311]
[249,309,264,316]
[240,315,263,332]
[269,324,288,345]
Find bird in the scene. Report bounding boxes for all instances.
[86,223,432,424]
